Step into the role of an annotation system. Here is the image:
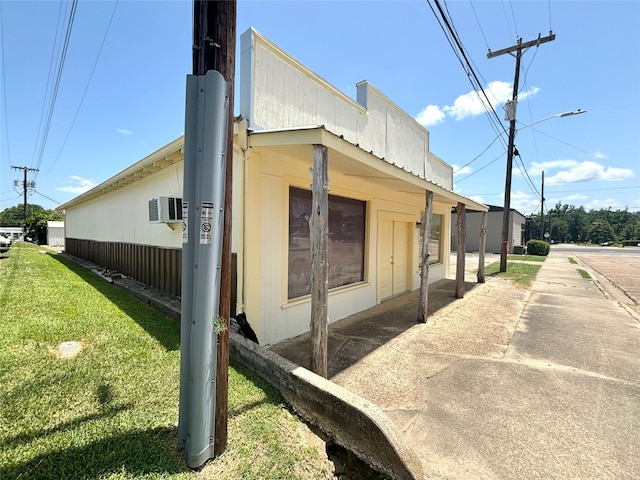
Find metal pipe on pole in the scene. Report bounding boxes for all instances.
[178,0,236,468]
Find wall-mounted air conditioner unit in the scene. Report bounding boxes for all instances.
[149,196,182,223]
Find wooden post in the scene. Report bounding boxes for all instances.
[192,0,237,457]
[310,144,329,377]
[477,211,487,283]
[417,190,433,323]
[213,0,236,457]
[455,202,466,299]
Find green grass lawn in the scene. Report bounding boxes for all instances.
[506,254,546,262]
[0,243,331,479]
[485,260,542,287]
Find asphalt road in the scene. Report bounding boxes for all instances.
[547,243,640,308]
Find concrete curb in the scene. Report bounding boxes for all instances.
[230,332,424,480]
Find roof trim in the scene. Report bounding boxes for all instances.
[57,136,185,211]
[249,125,488,212]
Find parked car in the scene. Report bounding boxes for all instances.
[0,234,10,254]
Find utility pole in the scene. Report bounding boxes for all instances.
[488,32,555,272]
[11,166,38,219]
[178,0,236,468]
[540,171,545,240]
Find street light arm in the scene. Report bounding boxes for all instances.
[516,109,586,131]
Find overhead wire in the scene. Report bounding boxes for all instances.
[32,0,79,173]
[433,0,547,201]
[0,1,10,165]
[30,0,68,169]
[454,151,506,184]
[429,0,510,178]
[43,0,120,176]
[525,126,627,169]
[33,190,61,205]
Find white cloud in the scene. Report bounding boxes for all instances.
[591,150,607,160]
[116,128,132,135]
[415,80,539,127]
[467,194,485,205]
[509,190,540,214]
[583,198,619,210]
[561,194,589,202]
[415,105,445,127]
[451,164,472,176]
[545,161,634,185]
[529,159,578,176]
[56,176,96,194]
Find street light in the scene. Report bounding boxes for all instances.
[499,109,586,272]
[517,109,586,131]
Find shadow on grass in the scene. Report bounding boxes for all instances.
[0,426,188,480]
[1,403,133,449]
[48,253,180,351]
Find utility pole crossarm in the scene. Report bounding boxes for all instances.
[487,32,555,58]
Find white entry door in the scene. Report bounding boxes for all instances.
[378,219,411,302]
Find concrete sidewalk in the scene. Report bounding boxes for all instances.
[273,251,640,479]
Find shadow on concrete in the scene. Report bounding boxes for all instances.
[48,253,180,351]
[271,278,480,377]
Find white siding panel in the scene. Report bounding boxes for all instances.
[64,163,183,248]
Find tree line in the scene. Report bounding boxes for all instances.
[527,203,640,245]
[0,204,64,244]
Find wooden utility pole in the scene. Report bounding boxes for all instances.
[540,171,545,240]
[488,32,555,272]
[192,0,237,457]
[417,190,433,323]
[11,166,38,219]
[455,202,466,299]
[477,211,487,283]
[310,144,329,378]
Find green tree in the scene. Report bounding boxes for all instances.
[0,204,46,226]
[23,208,64,245]
[583,220,616,244]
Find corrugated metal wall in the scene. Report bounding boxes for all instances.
[65,238,237,317]
[66,238,182,296]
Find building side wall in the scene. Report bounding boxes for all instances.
[452,210,526,253]
[64,163,184,248]
[242,146,450,346]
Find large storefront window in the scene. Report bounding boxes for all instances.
[419,212,442,265]
[288,187,366,299]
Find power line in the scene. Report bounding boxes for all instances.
[30,1,68,169]
[525,126,628,169]
[455,151,506,183]
[0,2,10,165]
[427,1,509,144]
[468,0,489,50]
[33,0,79,173]
[43,0,120,176]
[33,190,61,205]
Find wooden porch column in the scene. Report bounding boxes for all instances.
[455,202,466,299]
[477,211,487,283]
[310,144,328,378]
[417,190,433,323]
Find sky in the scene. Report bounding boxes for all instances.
[1,0,639,216]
